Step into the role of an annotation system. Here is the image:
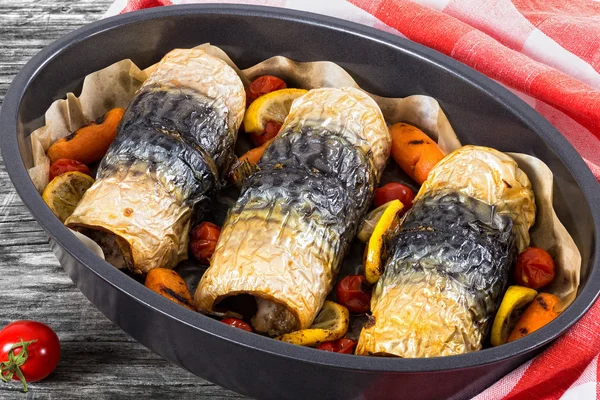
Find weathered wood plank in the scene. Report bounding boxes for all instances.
[0,1,246,398]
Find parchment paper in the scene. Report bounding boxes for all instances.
[27,44,581,312]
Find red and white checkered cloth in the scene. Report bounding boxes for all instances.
[106,1,600,399]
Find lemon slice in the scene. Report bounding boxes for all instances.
[42,171,95,222]
[243,88,308,134]
[276,301,349,346]
[364,200,404,284]
[490,285,538,347]
[357,200,398,243]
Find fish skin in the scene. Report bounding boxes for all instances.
[416,145,536,252]
[357,146,535,357]
[195,87,390,332]
[66,49,245,273]
[100,88,224,215]
[357,145,535,357]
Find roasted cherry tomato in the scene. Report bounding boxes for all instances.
[49,159,91,181]
[250,120,282,147]
[190,222,221,264]
[513,247,556,289]
[336,275,372,314]
[0,320,61,392]
[247,75,287,104]
[317,338,357,354]
[373,182,415,210]
[221,318,253,333]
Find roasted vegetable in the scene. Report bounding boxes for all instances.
[336,275,372,314]
[238,138,275,166]
[363,199,403,284]
[221,318,253,332]
[65,49,245,273]
[189,222,221,264]
[243,88,307,135]
[144,268,195,310]
[357,146,536,358]
[250,121,282,147]
[514,247,556,289]
[508,293,560,342]
[47,108,124,165]
[357,201,395,243]
[195,87,391,335]
[42,171,95,222]
[317,338,357,354]
[390,122,444,184]
[373,182,414,209]
[490,285,538,347]
[241,88,307,163]
[276,301,350,346]
[247,75,287,104]
[49,159,91,181]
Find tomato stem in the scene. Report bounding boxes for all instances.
[0,337,37,392]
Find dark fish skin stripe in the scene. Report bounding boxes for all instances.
[233,126,377,264]
[385,190,516,320]
[99,127,217,214]
[119,86,234,172]
[239,167,357,227]
[260,125,376,200]
[99,86,234,214]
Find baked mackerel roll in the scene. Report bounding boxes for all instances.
[195,87,390,335]
[66,49,245,273]
[357,146,536,357]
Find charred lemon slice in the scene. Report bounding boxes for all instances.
[243,88,308,134]
[490,285,538,347]
[276,301,349,346]
[364,200,403,284]
[42,171,94,222]
[357,200,398,243]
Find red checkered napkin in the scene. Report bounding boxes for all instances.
[106,1,600,399]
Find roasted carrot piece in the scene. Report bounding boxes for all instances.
[144,268,195,310]
[507,293,560,342]
[239,138,275,165]
[389,122,445,184]
[47,108,125,165]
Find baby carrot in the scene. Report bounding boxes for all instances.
[239,138,275,165]
[145,268,195,310]
[47,108,124,165]
[507,293,561,342]
[389,122,444,184]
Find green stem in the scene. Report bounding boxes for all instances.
[0,338,37,393]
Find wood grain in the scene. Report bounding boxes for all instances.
[0,1,246,398]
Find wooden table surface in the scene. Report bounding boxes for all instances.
[0,1,246,398]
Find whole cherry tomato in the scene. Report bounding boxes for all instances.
[336,275,372,314]
[513,247,556,289]
[373,182,415,210]
[190,222,221,264]
[247,75,287,104]
[317,338,357,354]
[49,159,91,181]
[250,120,282,147]
[221,318,253,333]
[0,320,60,392]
